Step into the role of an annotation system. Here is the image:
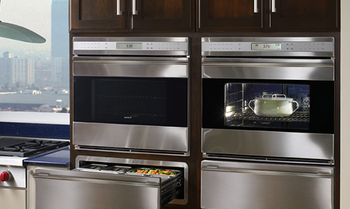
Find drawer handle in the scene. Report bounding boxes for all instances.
[202,167,333,178]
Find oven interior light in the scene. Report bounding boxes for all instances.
[225,112,233,118]
[225,106,234,118]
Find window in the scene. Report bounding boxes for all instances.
[0,0,69,138]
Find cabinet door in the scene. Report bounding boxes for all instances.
[70,0,127,31]
[198,0,263,31]
[132,0,192,31]
[269,0,339,31]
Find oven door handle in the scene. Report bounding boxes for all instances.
[202,58,334,81]
[202,166,333,178]
[32,173,160,187]
[73,59,189,78]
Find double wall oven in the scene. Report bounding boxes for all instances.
[72,37,189,154]
[201,37,335,209]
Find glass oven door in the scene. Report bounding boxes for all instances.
[203,79,333,133]
[72,56,189,154]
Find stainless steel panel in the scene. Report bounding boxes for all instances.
[73,122,188,153]
[202,37,335,43]
[74,37,188,43]
[202,58,334,80]
[0,166,26,188]
[73,37,188,56]
[75,156,188,205]
[202,51,334,57]
[0,156,27,166]
[202,129,334,161]
[0,188,26,209]
[32,168,162,209]
[73,57,189,78]
[27,165,69,209]
[201,37,334,57]
[201,160,334,209]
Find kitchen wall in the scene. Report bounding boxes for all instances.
[341,0,350,208]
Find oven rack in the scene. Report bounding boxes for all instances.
[226,109,310,123]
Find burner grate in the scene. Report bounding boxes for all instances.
[0,139,69,157]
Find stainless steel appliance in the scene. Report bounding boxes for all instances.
[72,37,189,155]
[200,37,335,209]
[29,156,188,209]
[0,137,69,209]
[201,160,333,209]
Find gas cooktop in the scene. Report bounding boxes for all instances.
[0,137,69,157]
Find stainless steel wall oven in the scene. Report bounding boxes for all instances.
[72,37,189,155]
[201,37,335,162]
[201,37,335,209]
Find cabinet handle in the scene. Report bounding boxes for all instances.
[132,0,138,15]
[254,0,258,13]
[271,0,276,12]
[117,0,122,15]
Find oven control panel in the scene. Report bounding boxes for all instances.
[73,37,189,56]
[74,41,188,51]
[201,37,335,57]
[202,41,334,52]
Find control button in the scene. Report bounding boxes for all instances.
[0,171,11,182]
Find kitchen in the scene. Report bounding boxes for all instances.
[0,0,349,209]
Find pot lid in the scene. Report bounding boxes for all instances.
[256,94,293,101]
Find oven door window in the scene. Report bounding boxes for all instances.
[74,77,187,127]
[203,79,334,133]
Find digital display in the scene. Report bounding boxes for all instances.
[252,43,282,50]
[117,43,143,49]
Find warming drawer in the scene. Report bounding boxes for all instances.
[201,160,334,209]
[31,157,188,209]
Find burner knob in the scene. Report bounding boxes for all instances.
[0,171,11,182]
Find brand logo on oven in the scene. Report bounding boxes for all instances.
[124,116,132,119]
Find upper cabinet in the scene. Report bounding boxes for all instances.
[70,0,339,33]
[70,0,193,32]
[269,0,339,31]
[70,0,127,31]
[132,0,192,31]
[198,0,339,32]
[198,0,263,31]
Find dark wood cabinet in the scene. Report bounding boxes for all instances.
[132,0,192,31]
[198,0,339,32]
[198,0,263,31]
[70,0,339,32]
[70,0,127,31]
[269,0,339,31]
[70,0,193,32]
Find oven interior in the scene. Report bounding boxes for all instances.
[225,82,310,130]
